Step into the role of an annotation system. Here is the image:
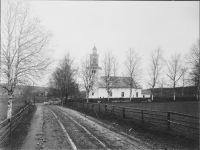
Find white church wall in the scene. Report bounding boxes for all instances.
[89,88,142,98]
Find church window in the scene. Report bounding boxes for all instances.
[110,92,112,97]
[92,92,94,96]
[136,92,138,97]
[121,92,124,97]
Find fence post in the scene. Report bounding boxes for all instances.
[99,104,100,113]
[167,112,170,129]
[141,110,144,123]
[105,105,107,113]
[123,108,125,119]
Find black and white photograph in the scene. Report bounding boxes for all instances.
[0,0,199,149]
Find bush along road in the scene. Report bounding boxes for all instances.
[1,104,199,150]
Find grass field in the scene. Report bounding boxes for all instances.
[0,96,26,122]
[105,101,199,117]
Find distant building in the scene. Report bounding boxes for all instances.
[141,89,151,98]
[89,76,142,98]
[87,45,143,99]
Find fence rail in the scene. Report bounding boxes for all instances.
[67,102,199,136]
[0,105,29,144]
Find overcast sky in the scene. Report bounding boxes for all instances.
[29,1,199,88]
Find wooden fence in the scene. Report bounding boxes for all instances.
[67,102,199,137]
[0,105,29,144]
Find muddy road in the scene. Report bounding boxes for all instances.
[20,104,151,150]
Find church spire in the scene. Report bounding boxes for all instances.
[92,45,97,51]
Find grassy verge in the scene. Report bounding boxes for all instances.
[65,105,199,150]
[104,101,199,117]
[0,105,36,149]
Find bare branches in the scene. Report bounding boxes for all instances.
[148,48,164,89]
[124,48,141,100]
[101,50,118,101]
[124,48,142,86]
[80,55,99,102]
[187,39,200,86]
[1,0,52,95]
[166,53,184,100]
[166,53,184,88]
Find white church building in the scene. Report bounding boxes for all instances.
[88,46,143,99]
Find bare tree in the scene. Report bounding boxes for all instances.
[113,57,119,77]
[186,39,200,100]
[148,48,164,101]
[101,50,117,102]
[180,67,187,97]
[166,53,184,100]
[80,55,99,103]
[1,1,52,119]
[124,48,142,101]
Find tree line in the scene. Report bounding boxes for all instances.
[48,39,199,103]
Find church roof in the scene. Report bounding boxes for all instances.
[92,45,97,51]
[98,76,142,89]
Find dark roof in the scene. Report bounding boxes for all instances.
[92,45,97,51]
[98,76,142,89]
[141,89,151,95]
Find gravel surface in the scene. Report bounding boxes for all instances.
[21,104,72,150]
[1,104,198,150]
[49,105,151,150]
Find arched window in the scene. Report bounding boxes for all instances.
[136,92,138,97]
[121,92,124,97]
[110,92,112,97]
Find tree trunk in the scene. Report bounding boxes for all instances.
[182,87,184,97]
[151,88,154,101]
[130,88,132,102]
[197,85,200,100]
[65,93,68,105]
[86,92,89,103]
[7,93,13,120]
[173,89,176,101]
[173,83,176,101]
[62,98,64,106]
[108,92,110,103]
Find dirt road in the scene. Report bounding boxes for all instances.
[20,104,151,150]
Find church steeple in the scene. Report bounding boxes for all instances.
[90,45,101,74]
[92,45,97,53]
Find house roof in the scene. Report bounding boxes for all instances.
[98,76,142,89]
[141,89,151,95]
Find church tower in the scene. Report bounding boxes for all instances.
[90,45,101,74]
